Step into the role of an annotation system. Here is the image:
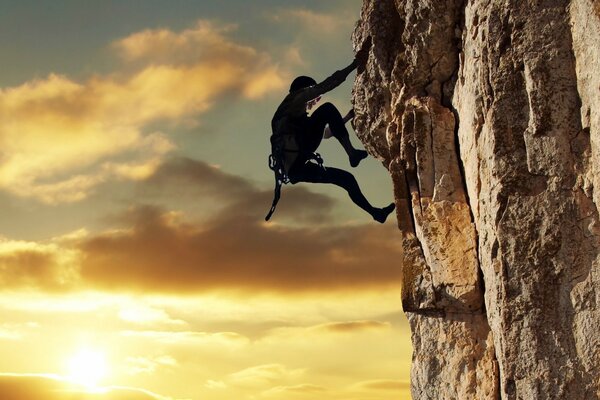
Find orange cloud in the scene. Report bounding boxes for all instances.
[312,320,390,333]
[78,204,402,294]
[0,238,80,291]
[0,20,286,204]
[263,320,392,342]
[112,20,286,99]
[113,21,253,64]
[0,72,175,203]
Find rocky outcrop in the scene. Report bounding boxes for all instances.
[352,1,600,399]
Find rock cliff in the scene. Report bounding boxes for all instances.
[351,1,600,398]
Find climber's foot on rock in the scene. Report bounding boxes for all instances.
[372,203,396,224]
[350,149,368,168]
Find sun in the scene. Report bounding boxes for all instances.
[67,348,108,389]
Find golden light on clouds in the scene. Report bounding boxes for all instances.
[113,20,255,63]
[0,19,287,204]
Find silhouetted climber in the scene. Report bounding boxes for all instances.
[266,39,395,222]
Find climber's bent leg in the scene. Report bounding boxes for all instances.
[289,162,394,223]
[309,102,368,167]
[297,118,324,156]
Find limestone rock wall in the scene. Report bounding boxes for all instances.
[352,1,600,399]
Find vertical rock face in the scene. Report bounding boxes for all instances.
[352,1,600,399]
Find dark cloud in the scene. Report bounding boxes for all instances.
[141,157,336,224]
[79,156,401,294]
[79,203,402,294]
[1,157,402,295]
[0,374,164,400]
[143,157,255,200]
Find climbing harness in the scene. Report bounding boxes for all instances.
[265,134,325,221]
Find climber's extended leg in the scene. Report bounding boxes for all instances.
[289,161,395,223]
[309,102,368,167]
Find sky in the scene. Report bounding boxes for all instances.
[0,1,411,399]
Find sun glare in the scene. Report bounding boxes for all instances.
[67,349,108,389]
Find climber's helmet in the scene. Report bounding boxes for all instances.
[290,76,321,111]
[289,75,316,93]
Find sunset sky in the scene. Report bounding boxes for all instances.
[0,1,411,399]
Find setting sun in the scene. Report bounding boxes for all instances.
[67,349,108,389]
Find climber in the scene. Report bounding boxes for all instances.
[266,38,395,223]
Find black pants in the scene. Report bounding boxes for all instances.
[288,103,375,215]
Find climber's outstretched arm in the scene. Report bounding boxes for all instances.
[293,38,372,105]
[294,62,356,105]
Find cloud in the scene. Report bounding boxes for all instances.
[120,330,249,347]
[0,238,80,291]
[262,383,327,397]
[282,46,307,67]
[142,157,256,199]
[78,204,402,294]
[118,304,186,326]
[0,68,175,204]
[112,20,286,99]
[0,322,39,341]
[262,320,391,342]
[0,374,174,400]
[270,8,351,35]
[114,21,251,65]
[0,20,286,203]
[267,6,358,75]
[204,380,227,390]
[311,320,390,333]
[351,379,410,391]
[229,364,304,388]
[123,355,178,376]
[0,158,402,295]
[141,157,336,223]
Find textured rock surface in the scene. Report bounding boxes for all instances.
[352,0,600,399]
